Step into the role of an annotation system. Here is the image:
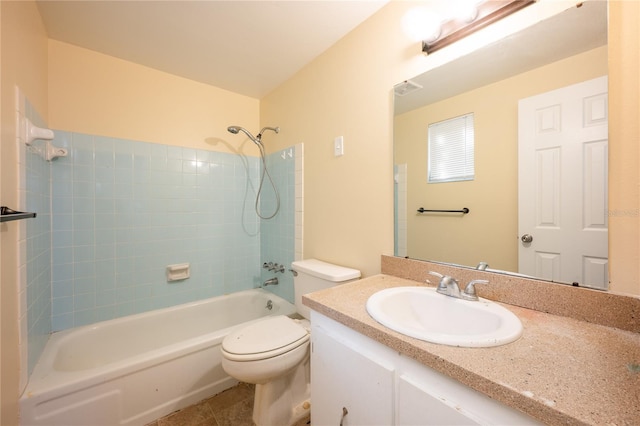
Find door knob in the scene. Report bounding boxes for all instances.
[521,234,533,243]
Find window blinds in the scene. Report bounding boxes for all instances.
[428,113,475,183]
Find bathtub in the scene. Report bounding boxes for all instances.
[20,289,297,426]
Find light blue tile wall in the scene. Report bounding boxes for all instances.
[24,105,52,376]
[260,148,297,303]
[49,131,271,331]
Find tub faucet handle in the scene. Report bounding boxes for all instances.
[264,262,285,273]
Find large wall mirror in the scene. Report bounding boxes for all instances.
[394,1,608,289]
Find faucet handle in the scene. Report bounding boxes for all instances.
[428,271,459,293]
[427,271,444,289]
[462,279,489,300]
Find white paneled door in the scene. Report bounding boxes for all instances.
[518,76,608,289]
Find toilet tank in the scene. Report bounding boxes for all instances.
[291,259,361,319]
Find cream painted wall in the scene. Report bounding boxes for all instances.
[609,0,640,296]
[260,2,419,277]
[48,40,261,156]
[263,0,639,295]
[0,0,3,417]
[395,46,607,272]
[1,22,262,424]
[1,1,638,422]
[0,1,49,424]
[260,0,597,279]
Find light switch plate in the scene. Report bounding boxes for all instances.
[334,136,344,157]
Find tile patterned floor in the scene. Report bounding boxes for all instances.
[145,382,311,426]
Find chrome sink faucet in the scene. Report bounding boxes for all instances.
[475,261,489,271]
[428,272,488,301]
[429,271,462,297]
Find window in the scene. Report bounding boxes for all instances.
[428,113,475,183]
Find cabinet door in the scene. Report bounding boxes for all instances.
[397,374,480,425]
[396,360,541,426]
[311,325,394,426]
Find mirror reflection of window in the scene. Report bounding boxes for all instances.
[428,113,475,183]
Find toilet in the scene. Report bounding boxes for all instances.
[221,259,360,426]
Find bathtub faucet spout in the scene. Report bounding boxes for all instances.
[263,277,278,287]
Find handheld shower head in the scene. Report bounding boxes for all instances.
[227,125,262,146]
[226,124,282,220]
[227,125,279,148]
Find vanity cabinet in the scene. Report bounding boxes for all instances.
[310,312,541,426]
[311,319,394,425]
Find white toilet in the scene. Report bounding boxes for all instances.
[221,259,360,426]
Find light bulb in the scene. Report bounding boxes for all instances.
[402,6,443,43]
[452,0,482,23]
[461,5,479,23]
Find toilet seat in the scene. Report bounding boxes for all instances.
[222,315,310,362]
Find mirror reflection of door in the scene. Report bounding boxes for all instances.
[518,76,608,289]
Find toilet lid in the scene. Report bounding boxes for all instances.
[222,315,309,359]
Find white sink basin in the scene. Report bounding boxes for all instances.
[366,286,523,348]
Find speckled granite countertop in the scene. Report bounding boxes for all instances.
[303,274,640,426]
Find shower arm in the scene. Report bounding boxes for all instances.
[257,127,280,139]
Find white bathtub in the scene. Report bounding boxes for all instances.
[20,289,297,426]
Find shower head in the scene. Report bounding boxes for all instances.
[227,125,262,147]
[226,125,282,220]
[227,125,279,147]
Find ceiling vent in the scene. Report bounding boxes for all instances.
[394,80,423,96]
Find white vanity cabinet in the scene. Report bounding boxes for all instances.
[311,319,394,425]
[310,312,541,426]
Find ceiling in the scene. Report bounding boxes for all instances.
[36,0,389,99]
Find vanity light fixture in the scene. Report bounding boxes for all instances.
[422,0,535,55]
